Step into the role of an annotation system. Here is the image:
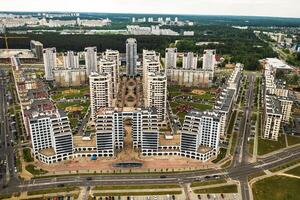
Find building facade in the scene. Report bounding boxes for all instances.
[126,38,138,76]
[43,47,57,81]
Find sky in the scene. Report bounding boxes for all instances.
[0,0,299,18]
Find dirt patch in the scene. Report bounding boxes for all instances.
[65,105,83,112]
[191,89,206,95]
[62,89,80,95]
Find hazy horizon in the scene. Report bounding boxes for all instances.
[0,0,300,19]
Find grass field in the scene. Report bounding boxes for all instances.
[286,135,300,146]
[257,135,286,155]
[212,148,227,163]
[193,185,238,194]
[190,179,227,188]
[94,184,180,190]
[285,165,300,177]
[252,176,300,200]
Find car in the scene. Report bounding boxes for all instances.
[172,194,175,200]
[160,175,167,178]
[221,193,225,199]
[207,194,211,199]
[213,175,219,179]
[57,184,65,187]
[197,194,201,199]
[204,176,210,179]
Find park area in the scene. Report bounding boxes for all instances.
[50,86,90,130]
[51,86,89,100]
[168,85,216,123]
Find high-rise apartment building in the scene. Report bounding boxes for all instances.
[126,38,138,76]
[43,47,57,81]
[202,49,216,71]
[85,47,97,76]
[63,51,79,69]
[180,110,221,161]
[183,52,198,70]
[29,110,74,164]
[30,40,43,61]
[98,58,118,99]
[96,107,158,157]
[144,72,167,123]
[165,48,177,69]
[89,73,113,121]
[263,95,283,140]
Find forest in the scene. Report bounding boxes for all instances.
[1,24,277,70]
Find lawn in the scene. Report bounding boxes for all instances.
[27,186,80,196]
[212,148,227,163]
[230,132,238,155]
[94,184,180,190]
[248,171,266,181]
[190,179,227,188]
[25,164,48,176]
[252,176,300,200]
[56,101,90,130]
[193,185,238,194]
[270,159,300,172]
[257,134,286,155]
[52,86,89,100]
[286,135,300,146]
[285,165,300,177]
[94,191,182,197]
[23,148,34,162]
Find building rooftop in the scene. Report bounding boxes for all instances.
[197,145,213,153]
[73,135,96,147]
[159,134,180,146]
[214,88,235,113]
[265,95,282,115]
[39,147,56,157]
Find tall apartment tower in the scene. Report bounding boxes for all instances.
[144,72,167,123]
[126,38,138,77]
[30,40,43,61]
[105,49,120,66]
[63,51,79,69]
[99,58,118,99]
[165,48,177,69]
[43,47,57,81]
[202,49,216,71]
[183,52,198,70]
[263,95,283,140]
[29,110,74,163]
[89,73,113,121]
[85,47,97,76]
[180,110,221,160]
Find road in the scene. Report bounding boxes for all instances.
[231,73,256,200]
[1,145,299,197]
[0,70,19,189]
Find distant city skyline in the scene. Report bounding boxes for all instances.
[0,0,300,18]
